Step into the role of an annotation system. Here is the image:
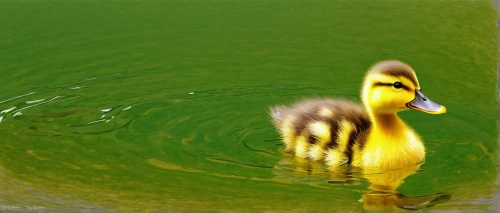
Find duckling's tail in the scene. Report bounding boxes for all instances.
[269,105,286,127]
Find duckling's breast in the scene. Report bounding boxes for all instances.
[357,128,425,169]
[270,99,371,166]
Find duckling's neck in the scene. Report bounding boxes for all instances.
[370,113,407,131]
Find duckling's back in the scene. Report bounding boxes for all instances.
[270,99,371,166]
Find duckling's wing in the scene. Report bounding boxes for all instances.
[270,98,369,129]
[270,98,371,164]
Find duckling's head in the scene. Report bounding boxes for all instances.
[361,60,446,115]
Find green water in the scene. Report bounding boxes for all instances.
[0,0,498,212]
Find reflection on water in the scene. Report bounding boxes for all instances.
[362,166,451,211]
[362,192,450,211]
[274,156,451,211]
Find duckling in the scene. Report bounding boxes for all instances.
[270,60,446,170]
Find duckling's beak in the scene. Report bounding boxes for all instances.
[406,90,446,114]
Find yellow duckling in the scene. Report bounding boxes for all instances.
[270,60,446,170]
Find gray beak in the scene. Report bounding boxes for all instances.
[406,90,446,114]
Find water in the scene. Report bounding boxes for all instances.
[0,0,498,212]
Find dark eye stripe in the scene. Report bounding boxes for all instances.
[372,82,392,87]
[372,82,412,91]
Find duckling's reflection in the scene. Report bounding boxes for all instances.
[361,165,451,211]
[274,156,451,211]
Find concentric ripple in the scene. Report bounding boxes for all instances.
[1,68,363,210]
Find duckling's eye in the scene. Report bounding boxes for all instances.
[393,82,403,89]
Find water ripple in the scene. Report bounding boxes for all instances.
[0,69,324,182]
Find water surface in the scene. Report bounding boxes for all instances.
[0,0,498,212]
